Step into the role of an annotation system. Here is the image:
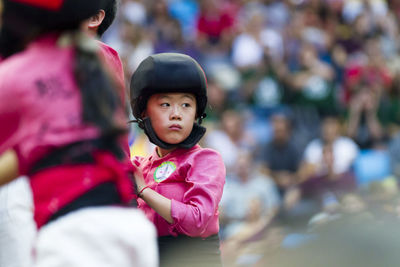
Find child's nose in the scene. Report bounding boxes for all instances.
[170,105,182,120]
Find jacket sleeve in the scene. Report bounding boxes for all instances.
[0,76,23,156]
[170,149,226,237]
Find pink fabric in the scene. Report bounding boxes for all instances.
[197,11,235,39]
[134,145,226,238]
[97,41,126,104]
[97,41,130,158]
[0,34,134,228]
[0,34,127,173]
[343,63,393,104]
[0,34,97,173]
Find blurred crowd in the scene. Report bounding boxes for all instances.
[103,0,400,266]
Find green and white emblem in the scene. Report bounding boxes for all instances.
[154,161,176,183]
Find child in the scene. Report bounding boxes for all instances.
[130,53,226,267]
[0,1,157,266]
[0,2,141,266]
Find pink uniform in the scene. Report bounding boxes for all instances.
[0,34,100,173]
[0,34,127,173]
[134,144,226,238]
[0,34,131,228]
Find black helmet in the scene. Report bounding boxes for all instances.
[0,0,105,58]
[2,0,105,30]
[130,53,207,120]
[130,53,208,150]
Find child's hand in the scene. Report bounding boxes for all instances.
[132,159,146,189]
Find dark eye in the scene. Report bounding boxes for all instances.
[182,103,191,108]
[161,103,170,107]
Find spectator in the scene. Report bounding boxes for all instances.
[195,0,236,56]
[299,115,360,210]
[204,109,256,174]
[219,150,279,266]
[168,0,200,40]
[344,35,393,148]
[286,42,337,117]
[220,150,279,240]
[231,6,284,69]
[259,110,303,211]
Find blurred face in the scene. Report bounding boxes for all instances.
[322,117,340,143]
[236,152,251,180]
[354,13,369,36]
[300,44,317,67]
[272,115,290,144]
[221,110,242,141]
[145,92,197,145]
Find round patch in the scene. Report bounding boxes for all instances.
[154,161,177,183]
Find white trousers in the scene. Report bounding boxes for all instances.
[0,176,36,267]
[34,206,158,267]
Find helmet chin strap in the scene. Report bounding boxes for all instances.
[141,117,206,150]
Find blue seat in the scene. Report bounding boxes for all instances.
[353,149,391,186]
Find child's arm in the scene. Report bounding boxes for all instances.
[0,150,19,186]
[134,149,226,236]
[133,161,174,223]
[169,149,225,236]
[139,186,173,224]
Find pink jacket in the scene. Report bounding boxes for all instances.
[0,34,127,173]
[134,145,226,238]
[0,34,133,228]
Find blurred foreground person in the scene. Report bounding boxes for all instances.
[0,0,157,266]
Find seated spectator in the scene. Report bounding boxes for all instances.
[204,77,230,122]
[259,110,303,211]
[147,0,199,58]
[203,109,257,174]
[337,12,371,57]
[286,42,337,117]
[219,150,279,265]
[231,6,284,69]
[168,0,199,40]
[299,115,360,210]
[195,0,236,55]
[344,35,393,149]
[219,150,280,241]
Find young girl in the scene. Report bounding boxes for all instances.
[130,53,226,267]
[0,1,157,266]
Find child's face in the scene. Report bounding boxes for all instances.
[145,92,197,145]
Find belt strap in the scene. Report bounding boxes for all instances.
[29,137,124,175]
[47,182,125,225]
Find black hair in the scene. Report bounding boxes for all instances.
[0,0,103,57]
[74,35,124,136]
[97,0,117,37]
[0,22,32,58]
